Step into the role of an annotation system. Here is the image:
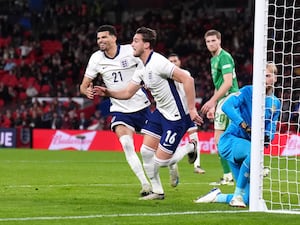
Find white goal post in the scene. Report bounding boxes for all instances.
[250,0,300,213]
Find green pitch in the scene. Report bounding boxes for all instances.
[0,149,298,225]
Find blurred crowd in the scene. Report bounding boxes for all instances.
[0,0,299,132]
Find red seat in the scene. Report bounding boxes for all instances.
[18,92,28,101]
[40,84,51,94]
[19,76,28,88]
[7,74,18,87]
[0,37,12,47]
[41,40,63,55]
[1,73,10,84]
[27,76,36,85]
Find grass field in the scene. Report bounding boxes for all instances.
[0,149,299,225]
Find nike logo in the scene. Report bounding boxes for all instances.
[162,143,171,147]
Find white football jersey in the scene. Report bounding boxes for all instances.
[132,52,189,121]
[84,44,150,113]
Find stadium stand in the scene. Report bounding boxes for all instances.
[1,0,296,132]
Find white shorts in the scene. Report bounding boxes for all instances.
[214,93,236,130]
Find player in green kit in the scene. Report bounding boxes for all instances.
[201,29,239,185]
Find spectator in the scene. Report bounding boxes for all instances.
[25,82,39,97]
[3,58,16,73]
[51,112,63,129]
[18,39,33,59]
[78,111,91,130]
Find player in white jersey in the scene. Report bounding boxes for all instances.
[80,25,152,197]
[168,53,205,175]
[93,27,203,200]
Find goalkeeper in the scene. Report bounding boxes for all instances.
[194,62,281,207]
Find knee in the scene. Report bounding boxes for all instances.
[141,144,154,156]
[140,144,155,162]
[244,156,250,168]
[154,155,170,167]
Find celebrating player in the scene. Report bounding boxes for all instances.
[94,27,203,200]
[80,25,152,197]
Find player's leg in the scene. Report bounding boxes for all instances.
[195,133,235,204]
[139,134,165,200]
[231,138,250,194]
[220,154,233,180]
[214,98,233,184]
[210,103,233,185]
[216,129,233,181]
[114,124,151,195]
[168,163,179,187]
[242,182,250,205]
[209,130,233,185]
[140,112,191,200]
[168,123,202,187]
[188,128,205,174]
[139,110,165,200]
[214,162,239,204]
[169,140,197,165]
[195,135,248,207]
[228,138,250,208]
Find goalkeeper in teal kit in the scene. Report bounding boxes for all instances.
[194,62,281,207]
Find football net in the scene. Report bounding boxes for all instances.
[250,0,300,213]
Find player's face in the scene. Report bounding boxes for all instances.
[205,35,221,55]
[131,34,145,57]
[168,56,181,67]
[265,68,277,87]
[97,31,116,52]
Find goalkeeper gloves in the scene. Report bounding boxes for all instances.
[240,121,251,135]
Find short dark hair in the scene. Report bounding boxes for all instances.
[135,27,157,49]
[168,53,179,58]
[96,25,117,36]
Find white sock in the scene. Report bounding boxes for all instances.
[140,144,155,180]
[151,156,165,194]
[141,145,164,194]
[169,141,194,165]
[119,135,149,185]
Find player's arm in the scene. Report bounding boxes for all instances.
[80,76,94,99]
[222,87,252,136]
[221,92,243,126]
[172,67,203,125]
[265,99,281,142]
[210,73,233,104]
[94,81,141,100]
[202,73,233,115]
[172,67,196,111]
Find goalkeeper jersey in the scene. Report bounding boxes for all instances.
[221,85,281,141]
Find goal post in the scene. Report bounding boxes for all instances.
[250,0,300,213]
[249,0,268,212]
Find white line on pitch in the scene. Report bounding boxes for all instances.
[0,210,248,222]
[5,182,208,188]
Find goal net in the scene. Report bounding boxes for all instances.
[250,0,300,213]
